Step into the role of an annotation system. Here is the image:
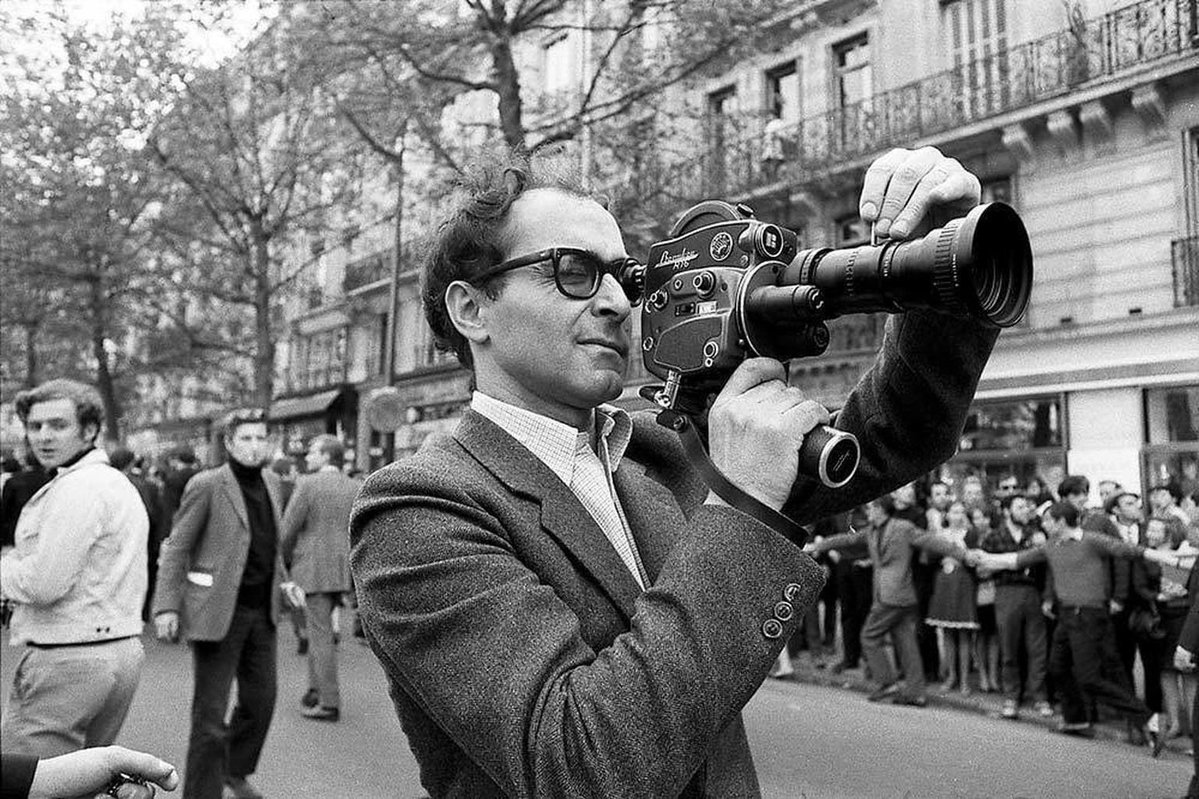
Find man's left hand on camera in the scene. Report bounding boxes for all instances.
[859,146,981,241]
[705,357,830,512]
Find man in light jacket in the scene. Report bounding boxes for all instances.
[0,379,148,757]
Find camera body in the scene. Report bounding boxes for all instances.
[635,198,1032,488]
[641,201,826,396]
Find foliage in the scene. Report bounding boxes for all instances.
[0,2,193,437]
[148,4,366,408]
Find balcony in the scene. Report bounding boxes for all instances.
[1175,235,1199,307]
[624,0,1198,210]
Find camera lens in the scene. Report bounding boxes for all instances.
[779,202,1032,329]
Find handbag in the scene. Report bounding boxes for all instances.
[1128,604,1165,641]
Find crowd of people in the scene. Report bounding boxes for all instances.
[777,470,1199,758]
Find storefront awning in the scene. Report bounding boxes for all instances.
[269,387,345,422]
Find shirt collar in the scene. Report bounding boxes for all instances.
[47,447,107,480]
[471,391,632,485]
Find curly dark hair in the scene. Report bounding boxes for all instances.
[422,145,606,370]
[14,378,104,442]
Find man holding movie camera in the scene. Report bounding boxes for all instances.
[350,144,1001,798]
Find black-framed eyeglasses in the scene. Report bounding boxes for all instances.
[472,247,643,304]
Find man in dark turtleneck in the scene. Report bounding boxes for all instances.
[152,409,287,799]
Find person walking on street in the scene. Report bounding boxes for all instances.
[280,434,359,722]
[153,408,288,799]
[0,379,148,758]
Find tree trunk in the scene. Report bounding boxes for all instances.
[250,221,276,411]
[22,323,38,388]
[492,37,526,149]
[90,281,121,442]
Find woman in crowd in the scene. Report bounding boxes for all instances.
[926,500,980,694]
[1025,474,1056,507]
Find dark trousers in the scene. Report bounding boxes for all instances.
[861,602,926,695]
[834,560,872,667]
[995,584,1047,703]
[1111,607,1137,686]
[913,558,939,680]
[1050,605,1150,727]
[1188,683,1199,798]
[185,605,277,799]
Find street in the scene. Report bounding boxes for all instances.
[1,624,1189,798]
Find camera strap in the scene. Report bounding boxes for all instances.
[656,409,811,547]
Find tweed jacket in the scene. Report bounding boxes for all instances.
[153,464,287,641]
[280,468,358,593]
[816,518,970,607]
[350,310,997,799]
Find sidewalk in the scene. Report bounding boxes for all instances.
[775,651,1191,757]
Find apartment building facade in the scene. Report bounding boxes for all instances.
[277,0,1199,496]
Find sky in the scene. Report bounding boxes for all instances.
[1,0,273,73]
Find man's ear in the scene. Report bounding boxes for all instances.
[445,280,490,346]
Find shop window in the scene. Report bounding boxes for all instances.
[936,395,1067,496]
[1143,385,1199,498]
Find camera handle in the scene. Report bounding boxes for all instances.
[654,406,812,547]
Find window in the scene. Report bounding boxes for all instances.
[705,86,739,194]
[982,175,1012,205]
[542,34,575,96]
[937,395,1067,494]
[943,0,1008,118]
[1186,127,1199,238]
[833,35,871,110]
[832,34,872,154]
[765,61,800,123]
[834,213,869,247]
[1143,385,1199,499]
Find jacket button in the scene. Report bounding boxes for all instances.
[774,601,794,622]
[783,583,803,602]
[762,619,783,639]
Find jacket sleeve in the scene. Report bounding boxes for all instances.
[1081,531,1144,561]
[351,462,826,799]
[910,524,970,561]
[814,528,867,554]
[152,473,212,616]
[1180,594,1199,653]
[783,311,998,525]
[279,480,309,571]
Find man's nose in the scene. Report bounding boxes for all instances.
[593,273,631,319]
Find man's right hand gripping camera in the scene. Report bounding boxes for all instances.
[617,201,1033,490]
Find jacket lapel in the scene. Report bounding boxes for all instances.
[613,461,684,585]
[454,410,641,621]
[220,464,250,530]
[262,471,284,527]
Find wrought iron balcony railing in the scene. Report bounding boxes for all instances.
[1174,235,1199,307]
[624,0,1198,210]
